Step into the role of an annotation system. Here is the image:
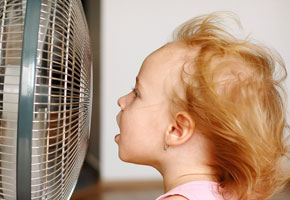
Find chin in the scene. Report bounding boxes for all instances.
[118,152,137,163]
[118,152,156,167]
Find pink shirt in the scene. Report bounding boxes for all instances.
[155,181,229,200]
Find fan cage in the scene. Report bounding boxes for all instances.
[0,0,92,199]
[0,0,26,199]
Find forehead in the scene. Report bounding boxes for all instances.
[137,42,191,86]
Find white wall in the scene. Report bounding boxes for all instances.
[100,0,290,181]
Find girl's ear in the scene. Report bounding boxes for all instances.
[165,111,195,146]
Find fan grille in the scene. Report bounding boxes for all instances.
[0,0,26,199]
[31,0,91,199]
[0,0,91,199]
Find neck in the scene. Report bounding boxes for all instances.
[155,130,216,192]
[160,165,216,192]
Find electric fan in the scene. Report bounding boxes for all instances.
[0,0,92,199]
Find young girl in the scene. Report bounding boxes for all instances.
[115,12,290,200]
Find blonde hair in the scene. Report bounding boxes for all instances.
[171,12,290,200]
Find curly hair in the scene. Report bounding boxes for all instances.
[170,12,290,200]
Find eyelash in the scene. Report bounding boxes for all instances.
[131,87,139,98]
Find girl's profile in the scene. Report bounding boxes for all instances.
[115,12,290,200]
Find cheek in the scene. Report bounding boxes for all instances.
[119,108,168,147]
[118,110,149,163]
[119,109,146,138]
[117,106,171,164]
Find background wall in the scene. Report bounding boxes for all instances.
[100,0,290,181]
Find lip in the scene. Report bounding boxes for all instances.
[114,134,120,143]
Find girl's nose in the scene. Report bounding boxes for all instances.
[117,95,126,110]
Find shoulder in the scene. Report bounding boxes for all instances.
[162,195,188,200]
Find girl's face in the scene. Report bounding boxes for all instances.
[116,43,187,166]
